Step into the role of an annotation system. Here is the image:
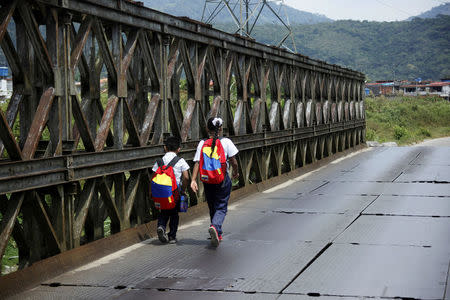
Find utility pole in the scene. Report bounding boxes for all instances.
[202,0,296,52]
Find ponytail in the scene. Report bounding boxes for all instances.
[211,126,219,154]
[207,117,223,155]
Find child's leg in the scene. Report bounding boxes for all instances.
[167,200,180,239]
[157,211,170,243]
[167,209,179,239]
[157,211,169,230]
[211,176,232,236]
[204,183,216,222]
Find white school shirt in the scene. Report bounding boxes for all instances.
[193,137,239,163]
[152,152,190,186]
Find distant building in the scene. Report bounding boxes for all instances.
[365,79,450,100]
[0,67,12,99]
[401,82,450,99]
[365,81,398,96]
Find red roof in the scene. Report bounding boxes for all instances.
[426,82,450,87]
[402,84,427,88]
[401,82,450,88]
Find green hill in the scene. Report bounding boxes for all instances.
[246,15,450,81]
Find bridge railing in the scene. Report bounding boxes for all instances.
[0,0,365,273]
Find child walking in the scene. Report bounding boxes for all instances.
[152,136,189,244]
[190,117,239,247]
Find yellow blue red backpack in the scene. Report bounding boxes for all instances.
[151,157,181,210]
[199,138,227,184]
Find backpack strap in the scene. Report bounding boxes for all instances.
[156,158,164,168]
[167,156,181,168]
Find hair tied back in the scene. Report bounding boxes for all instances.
[212,117,223,128]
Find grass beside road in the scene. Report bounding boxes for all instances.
[1,237,18,275]
[365,96,450,145]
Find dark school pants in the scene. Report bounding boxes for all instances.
[204,175,232,236]
[157,200,180,239]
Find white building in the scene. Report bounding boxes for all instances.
[401,82,450,100]
[0,79,12,99]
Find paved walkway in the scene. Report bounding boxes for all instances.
[13,145,450,299]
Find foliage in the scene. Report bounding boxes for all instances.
[219,15,450,81]
[1,237,18,275]
[365,96,450,145]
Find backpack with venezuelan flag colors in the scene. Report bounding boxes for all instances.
[199,138,227,184]
[151,157,181,210]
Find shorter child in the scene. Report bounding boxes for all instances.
[152,136,189,243]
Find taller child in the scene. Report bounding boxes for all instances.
[191,117,239,247]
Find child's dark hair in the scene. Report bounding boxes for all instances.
[207,117,222,154]
[164,136,181,152]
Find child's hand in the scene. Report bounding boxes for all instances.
[190,181,198,193]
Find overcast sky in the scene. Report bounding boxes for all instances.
[285,0,449,21]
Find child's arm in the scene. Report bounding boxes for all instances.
[229,156,239,179]
[190,162,200,193]
[181,170,189,194]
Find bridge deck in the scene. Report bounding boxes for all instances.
[12,146,450,299]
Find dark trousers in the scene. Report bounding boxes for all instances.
[157,200,180,239]
[204,175,232,236]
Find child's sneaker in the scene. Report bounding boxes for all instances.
[218,235,223,242]
[157,226,169,243]
[209,225,219,247]
[168,237,177,244]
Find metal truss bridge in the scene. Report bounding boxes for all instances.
[0,0,366,293]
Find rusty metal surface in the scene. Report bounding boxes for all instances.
[0,110,22,160]
[69,17,93,70]
[140,94,161,145]
[0,2,17,43]
[94,95,119,151]
[0,193,24,271]
[21,87,56,160]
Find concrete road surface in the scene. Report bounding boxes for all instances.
[415,136,450,147]
[13,144,450,300]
